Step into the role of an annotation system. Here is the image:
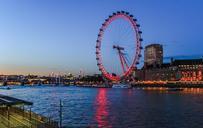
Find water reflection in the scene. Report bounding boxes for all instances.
[182,88,203,94]
[141,87,203,94]
[95,89,111,128]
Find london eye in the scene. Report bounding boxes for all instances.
[96,11,143,81]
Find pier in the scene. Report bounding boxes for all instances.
[0,94,58,128]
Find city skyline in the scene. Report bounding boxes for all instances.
[0,0,203,75]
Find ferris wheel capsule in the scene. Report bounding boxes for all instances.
[133,19,137,22]
[125,12,129,15]
[100,28,103,31]
[139,38,143,42]
[140,46,143,49]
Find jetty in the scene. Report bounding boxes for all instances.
[0,94,58,128]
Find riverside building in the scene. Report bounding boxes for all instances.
[135,44,203,82]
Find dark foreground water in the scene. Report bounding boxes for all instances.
[0,85,203,128]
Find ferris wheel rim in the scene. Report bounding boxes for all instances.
[96,11,143,81]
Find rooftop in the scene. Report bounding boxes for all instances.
[145,44,163,49]
[173,59,203,65]
[0,94,33,106]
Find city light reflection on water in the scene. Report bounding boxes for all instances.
[182,88,203,94]
[95,89,111,128]
[0,85,203,127]
[141,87,203,94]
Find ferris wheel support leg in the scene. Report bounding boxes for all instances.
[121,55,129,69]
[102,76,113,87]
[118,51,126,73]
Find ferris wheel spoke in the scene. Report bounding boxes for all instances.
[119,23,132,43]
[119,20,128,45]
[116,21,123,45]
[118,20,127,43]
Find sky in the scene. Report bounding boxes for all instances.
[0,0,203,75]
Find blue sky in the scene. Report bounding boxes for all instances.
[0,0,203,75]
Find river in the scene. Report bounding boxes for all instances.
[0,85,203,128]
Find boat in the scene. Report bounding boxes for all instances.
[167,88,184,91]
[6,87,11,90]
[112,84,131,88]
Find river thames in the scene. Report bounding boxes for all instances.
[0,85,203,128]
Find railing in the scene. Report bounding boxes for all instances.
[10,107,58,128]
[0,106,58,128]
[0,111,28,128]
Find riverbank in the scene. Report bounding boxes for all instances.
[131,82,203,88]
[1,82,203,89]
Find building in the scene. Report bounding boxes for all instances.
[134,43,203,82]
[135,58,203,82]
[172,59,203,81]
[144,44,163,68]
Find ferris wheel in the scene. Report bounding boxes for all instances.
[96,11,143,81]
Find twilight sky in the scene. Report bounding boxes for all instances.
[0,0,203,75]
